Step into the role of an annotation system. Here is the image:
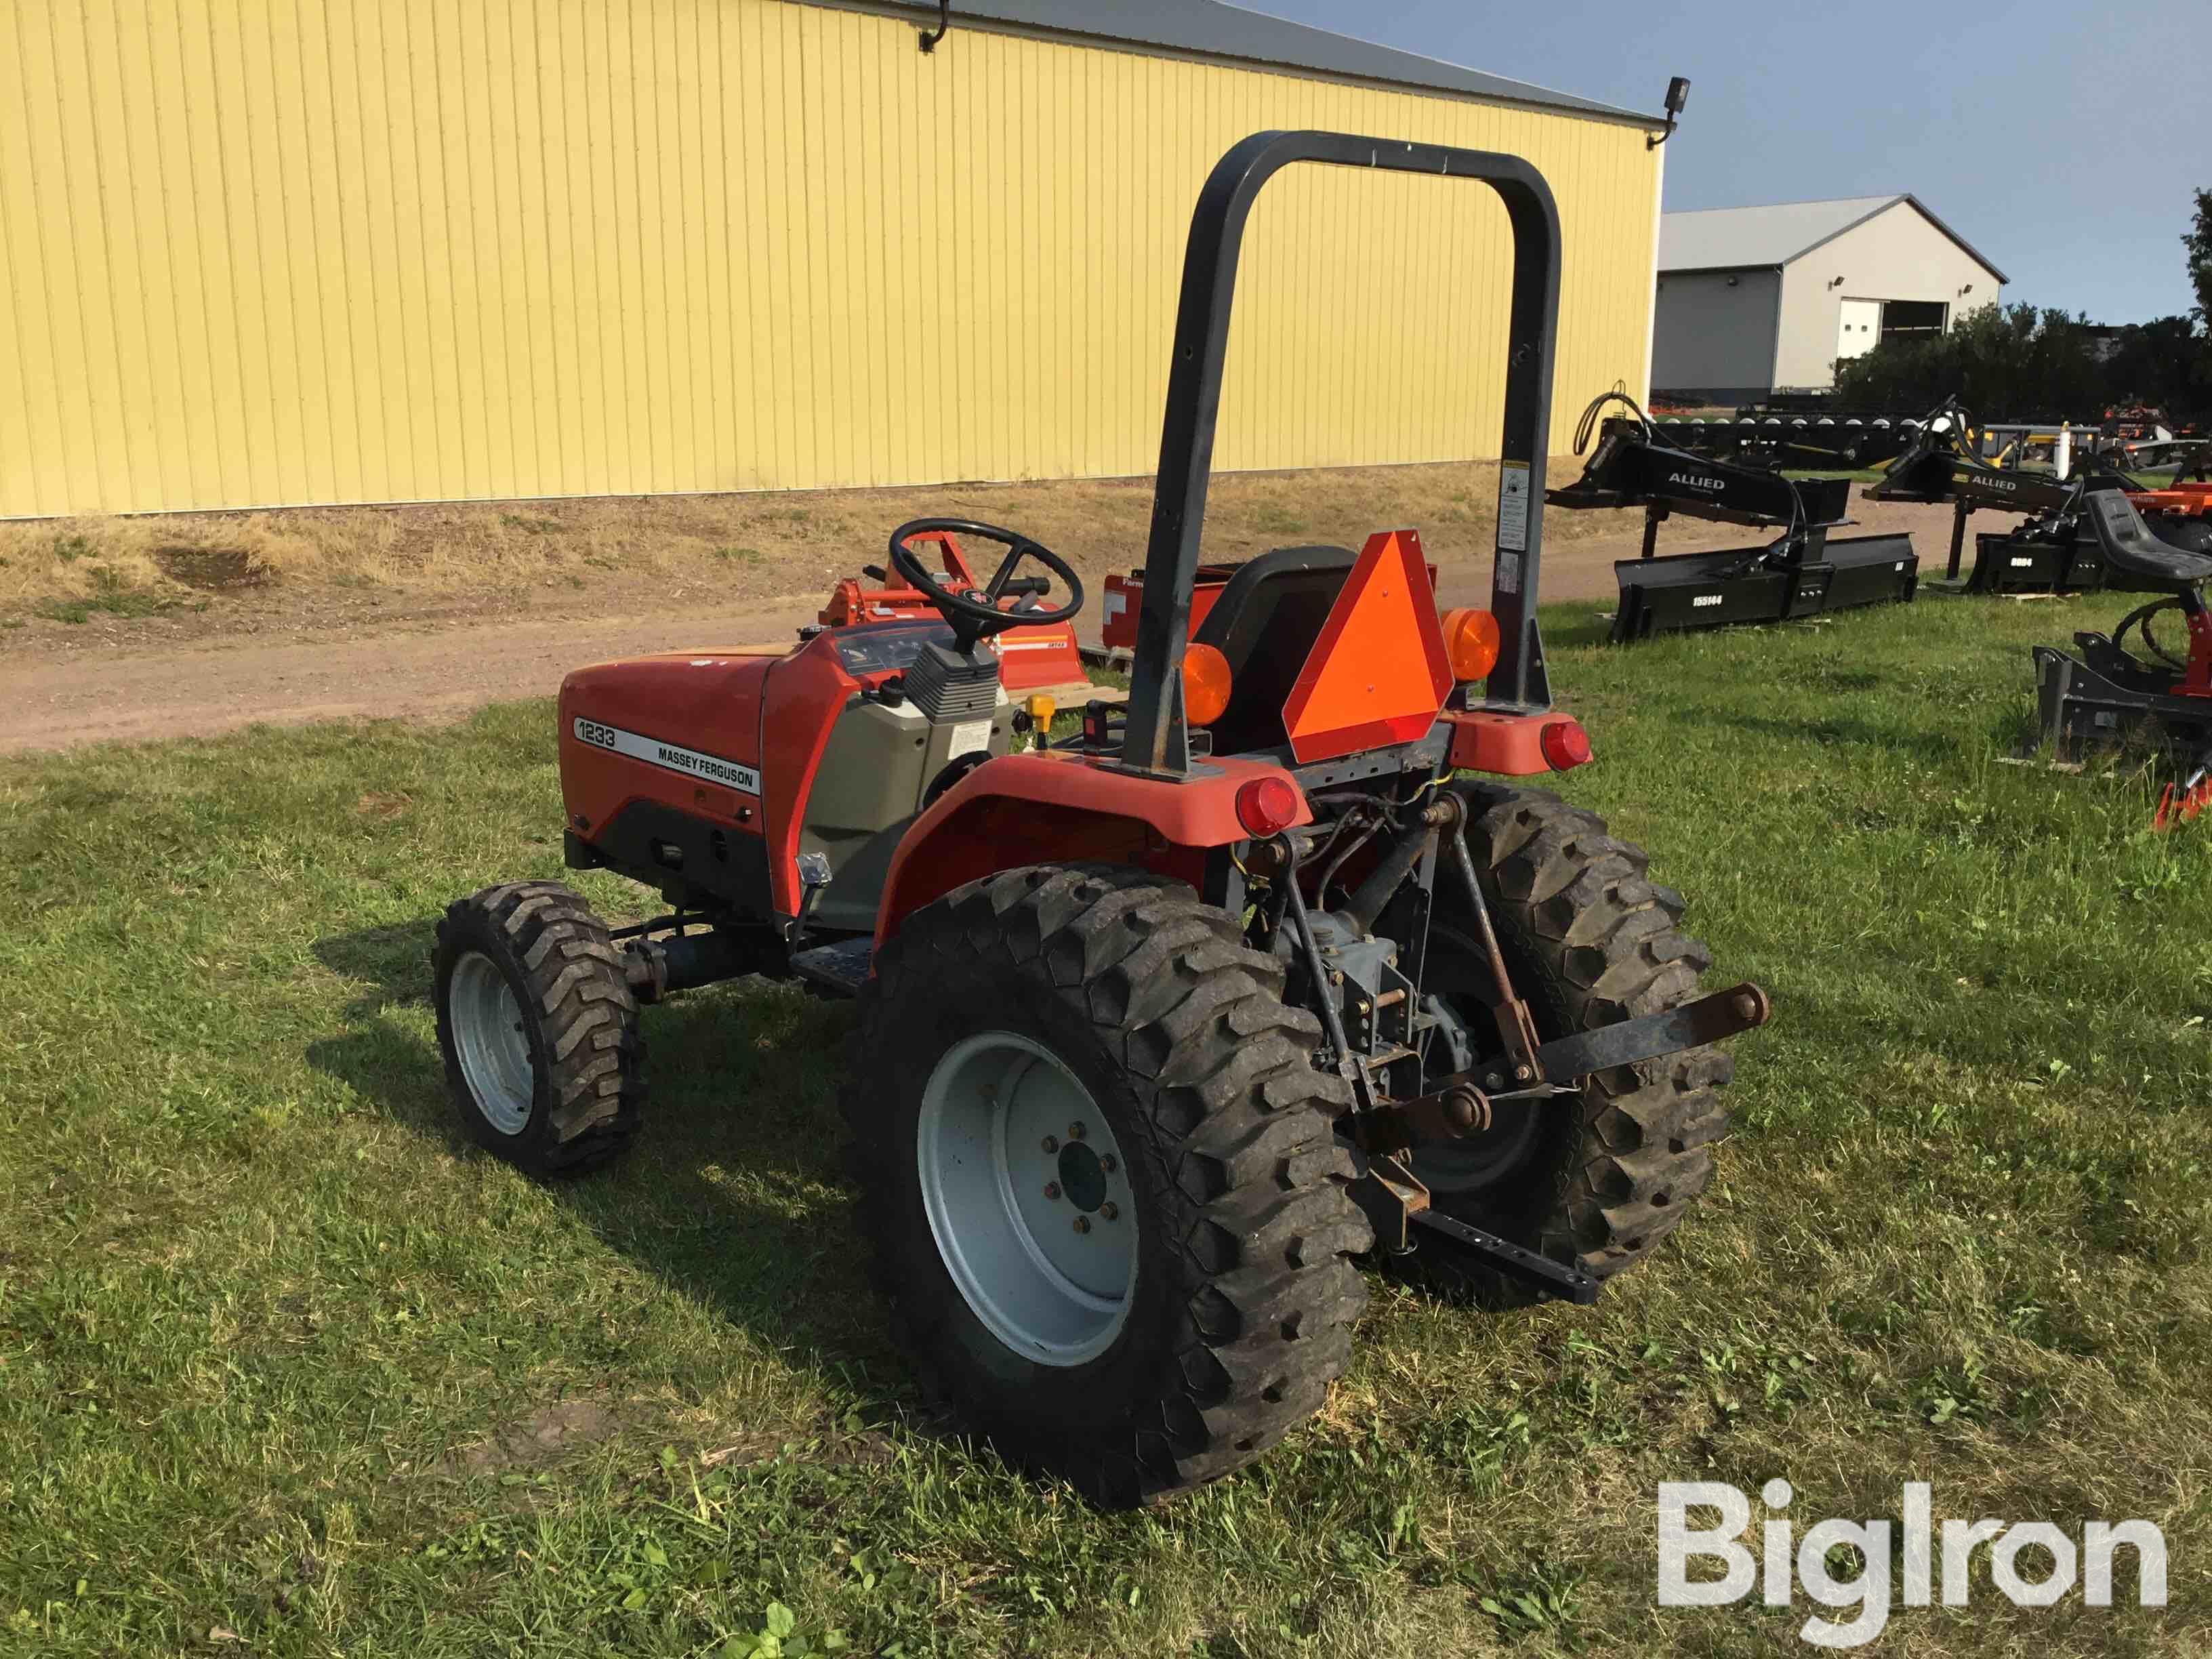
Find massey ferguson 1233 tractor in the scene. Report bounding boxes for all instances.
[432,132,1769,1504]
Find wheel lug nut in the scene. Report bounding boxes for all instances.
[1041,1135,1059,1153]
[1044,1182,1061,1200]
[1099,1202,1118,1221]
[1072,1216,1091,1234]
[1068,1121,1086,1140]
[1100,1154,1118,1174]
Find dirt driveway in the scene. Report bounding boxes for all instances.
[0,490,1961,756]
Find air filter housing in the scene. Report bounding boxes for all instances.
[904,641,1001,723]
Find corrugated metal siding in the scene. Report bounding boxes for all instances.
[0,0,1661,517]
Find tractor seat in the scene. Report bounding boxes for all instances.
[2085,491,2212,590]
[1192,544,1356,756]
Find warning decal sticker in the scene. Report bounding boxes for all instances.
[1496,460,1531,554]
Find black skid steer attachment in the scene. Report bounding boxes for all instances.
[2025,492,2212,827]
[1548,393,1917,642]
[1864,398,2131,595]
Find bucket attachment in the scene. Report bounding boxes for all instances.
[2022,494,2212,826]
[1549,395,1918,642]
[2028,640,2212,769]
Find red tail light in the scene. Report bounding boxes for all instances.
[1539,719,1593,771]
[1235,775,1302,836]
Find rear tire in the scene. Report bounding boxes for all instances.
[842,864,1372,1505]
[432,881,645,1176]
[1410,785,1732,1294]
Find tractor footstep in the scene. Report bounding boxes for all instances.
[790,935,874,997]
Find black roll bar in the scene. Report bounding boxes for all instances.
[1119,131,1563,776]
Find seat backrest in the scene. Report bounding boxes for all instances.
[1191,545,1356,756]
[2085,491,2212,588]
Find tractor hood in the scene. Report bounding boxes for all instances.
[560,648,782,785]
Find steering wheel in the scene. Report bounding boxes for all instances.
[887,518,1084,645]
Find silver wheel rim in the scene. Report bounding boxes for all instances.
[917,1031,1136,1367]
[451,951,535,1136]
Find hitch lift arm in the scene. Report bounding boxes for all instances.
[1269,817,1771,1303]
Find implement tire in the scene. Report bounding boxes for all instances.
[432,880,645,1176]
[1410,785,1732,1294]
[842,864,1372,1506]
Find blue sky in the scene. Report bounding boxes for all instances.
[1245,0,2209,324]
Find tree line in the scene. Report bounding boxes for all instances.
[1832,188,2212,425]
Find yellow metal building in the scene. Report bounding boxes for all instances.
[0,0,1667,518]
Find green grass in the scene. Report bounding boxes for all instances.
[30,565,203,625]
[5,594,2211,1654]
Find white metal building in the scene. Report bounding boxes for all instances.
[1651,195,2007,403]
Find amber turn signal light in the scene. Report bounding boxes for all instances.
[1183,642,1233,726]
[1439,607,1501,682]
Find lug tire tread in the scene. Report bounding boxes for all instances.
[432,880,646,1176]
[1452,785,1732,1284]
[841,863,1371,1505]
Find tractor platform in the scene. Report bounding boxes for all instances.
[790,934,874,996]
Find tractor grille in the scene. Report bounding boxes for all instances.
[905,642,1000,723]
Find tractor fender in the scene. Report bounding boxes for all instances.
[873,750,1310,941]
[1444,709,1589,775]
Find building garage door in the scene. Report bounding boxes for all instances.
[1836,298,1882,361]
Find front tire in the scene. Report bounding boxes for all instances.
[432,881,645,1176]
[842,865,1372,1505]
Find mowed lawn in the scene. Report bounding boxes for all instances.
[5,591,2212,1657]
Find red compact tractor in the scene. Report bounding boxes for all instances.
[433,132,1768,1504]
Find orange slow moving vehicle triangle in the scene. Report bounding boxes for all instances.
[1281,529,1454,763]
